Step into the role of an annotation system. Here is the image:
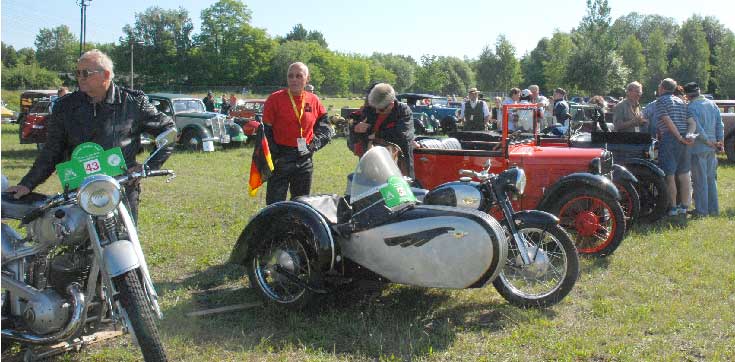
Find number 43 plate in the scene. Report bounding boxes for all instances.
[55,142,127,190]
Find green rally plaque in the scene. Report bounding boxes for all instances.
[55,142,126,189]
[379,175,417,208]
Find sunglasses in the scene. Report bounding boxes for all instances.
[74,69,104,79]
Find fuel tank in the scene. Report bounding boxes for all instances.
[341,205,507,288]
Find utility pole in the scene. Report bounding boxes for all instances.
[130,39,144,89]
[77,0,92,56]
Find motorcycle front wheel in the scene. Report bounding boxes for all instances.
[246,225,321,309]
[493,223,579,308]
[113,270,168,362]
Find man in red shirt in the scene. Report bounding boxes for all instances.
[262,62,333,204]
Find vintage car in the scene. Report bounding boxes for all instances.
[538,104,668,223]
[713,100,735,162]
[148,93,246,150]
[396,93,460,133]
[413,103,629,256]
[17,90,57,145]
[228,99,266,139]
[19,99,53,147]
[1,100,16,123]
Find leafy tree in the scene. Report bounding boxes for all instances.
[414,55,448,94]
[619,34,645,82]
[196,0,275,86]
[520,38,550,93]
[284,24,328,48]
[643,29,668,101]
[122,6,194,87]
[1,63,61,90]
[715,32,735,98]
[567,0,630,95]
[543,31,575,93]
[670,16,710,89]
[436,56,474,95]
[1,42,19,68]
[494,35,523,92]
[285,24,308,42]
[16,48,38,66]
[370,53,417,92]
[35,25,78,72]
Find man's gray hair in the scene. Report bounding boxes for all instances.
[288,62,309,77]
[368,83,396,109]
[78,49,115,79]
[626,81,642,92]
[529,85,540,92]
[660,78,677,92]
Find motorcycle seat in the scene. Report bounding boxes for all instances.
[1,192,48,220]
[294,194,340,224]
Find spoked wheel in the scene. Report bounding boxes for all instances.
[550,188,626,257]
[615,180,640,225]
[493,223,579,308]
[628,165,668,223]
[247,229,321,309]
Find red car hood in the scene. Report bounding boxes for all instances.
[509,144,605,168]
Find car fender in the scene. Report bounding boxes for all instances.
[537,172,620,211]
[181,124,212,140]
[612,164,638,184]
[624,159,665,179]
[228,201,335,272]
[512,210,559,227]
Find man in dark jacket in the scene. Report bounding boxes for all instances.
[353,83,415,178]
[6,49,175,220]
[203,91,215,112]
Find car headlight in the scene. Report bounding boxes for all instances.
[77,175,122,216]
[588,158,602,174]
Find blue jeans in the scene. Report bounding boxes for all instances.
[690,151,719,215]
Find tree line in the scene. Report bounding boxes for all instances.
[2,0,734,102]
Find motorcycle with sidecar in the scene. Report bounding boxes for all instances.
[229,146,577,308]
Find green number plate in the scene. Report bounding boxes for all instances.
[379,175,417,208]
[55,142,127,189]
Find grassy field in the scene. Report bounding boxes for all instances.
[1,122,734,361]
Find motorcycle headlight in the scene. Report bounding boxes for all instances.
[514,168,527,195]
[77,175,122,216]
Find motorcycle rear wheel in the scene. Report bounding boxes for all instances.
[247,226,321,309]
[493,223,579,308]
[113,270,168,362]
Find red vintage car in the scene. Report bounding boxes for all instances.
[413,103,628,256]
[228,99,265,138]
[18,90,57,146]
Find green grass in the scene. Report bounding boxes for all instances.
[1,123,734,361]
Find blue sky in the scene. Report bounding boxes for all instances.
[1,0,733,61]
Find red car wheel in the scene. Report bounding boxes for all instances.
[551,188,626,257]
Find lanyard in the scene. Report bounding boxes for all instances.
[287,89,305,137]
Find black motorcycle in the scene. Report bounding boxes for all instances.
[423,162,580,307]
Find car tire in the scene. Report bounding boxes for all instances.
[441,116,457,134]
[725,135,735,162]
[180,129,203,151]
[626,165,668,223]
[547,187,626,257]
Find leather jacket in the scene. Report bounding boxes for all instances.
[20,83,175,190]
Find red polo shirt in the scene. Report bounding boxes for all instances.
[262,89,326,147]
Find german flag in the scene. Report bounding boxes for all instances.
[248,123,274,196]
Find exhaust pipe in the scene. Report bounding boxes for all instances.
[1,283,86,344]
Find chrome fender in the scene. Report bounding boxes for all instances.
[103,240,140,277]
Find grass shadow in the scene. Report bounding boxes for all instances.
[157,276,541,360]
[579,255,611,273]
[631,214,689,236]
